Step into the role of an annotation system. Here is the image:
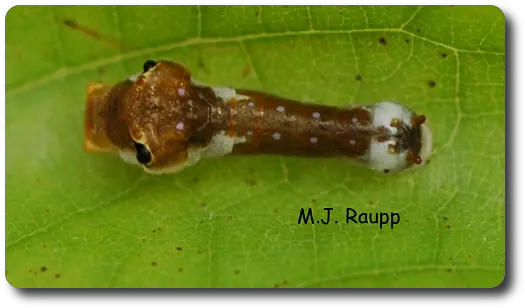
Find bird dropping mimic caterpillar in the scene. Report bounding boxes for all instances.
[84,60,432,174]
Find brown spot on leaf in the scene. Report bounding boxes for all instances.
[151,262,157,266]
[355,75,362,81]
[197,250,202,254]
[63,19,120,48]
[40,266,47,272]
[42,244,47,248]
[244,179,257,186]
[311,198,316,203]
[441,52,448,58]
[176,247,183,251]
[197,55,209,75]
[200,203,206,208]
[447,268,453,272]
[274,283,280,288]
[379,37,387,46]
[241,65,251,79]
[405,39,410,43]
[446,225,451,229]
[234,270,240,275]
[55,273,61,278]
[179,268,183,272]
[444,217,448,221]
[428,80,436,88]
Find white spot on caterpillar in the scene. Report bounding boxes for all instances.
[247,130,253,136]
[128,72,141,82]
[176,122,184,131]
[178,88,186,96]
[248,101,255,108]
[312,112,320,119]
[310,137,318,144]
[205,130,246,157]
[272,132,281,140]
[349,139,356,145]
[276,106,285,112]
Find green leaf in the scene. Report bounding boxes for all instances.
[5,5,505,288]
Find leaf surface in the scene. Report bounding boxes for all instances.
[5,5,505,287]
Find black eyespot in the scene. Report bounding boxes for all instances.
[143,60,157,73]
[134,142,152,165]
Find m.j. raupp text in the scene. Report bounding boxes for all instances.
[297,207,400,230]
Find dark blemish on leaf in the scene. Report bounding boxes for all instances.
[157,227,161,231]
[234,270,240,275]
[274,283,280,288]
[244,179,257,186]
[197,55,209,75]
[152,229,156,233]
[406,220,409,223]
[468,254,472,259]
[274,208,279,214]
[199,220,204,224]
[193,177,200,183]
[226,216,233,220]
[379,37,387,46]
[241,65,251,79]
[383,169,390,174]
[176,247,183,251]
[311,198,316,203]
[179,268,183,272]
[97,66,106,76]
[449,257,453,261]
[355,75,362,81]
[42,244,47,248]
[40,266,47,272]
[428,80,436,88]
[142,238,146,242]
[201,203,206,208]
[197,250,202,254]
[441,52,448,58]
[151,262,157,266]
[447,268,453,272]
[55,273,61,278]
[340,12,343,15]
[446,225,451,229]
[255,12,259,16]
[405,39,410,43]
[416,29,421,33]
[282,280,288,285]
[444,217,448,221]
[63,19,120,48]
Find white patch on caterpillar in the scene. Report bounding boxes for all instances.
[119,150,141,166]
[205,130,246,157]
[364,101,433,173]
